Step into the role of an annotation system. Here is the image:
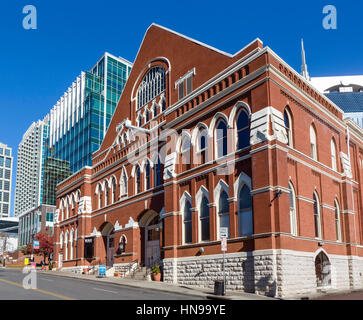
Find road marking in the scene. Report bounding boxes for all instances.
[92,287,118,294]
[0,278,76,300]
[40,278,54,282]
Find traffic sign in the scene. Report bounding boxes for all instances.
[221,238,227,251]
[220,227,228,239]
[33,241,39,249]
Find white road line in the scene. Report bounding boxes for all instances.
[92,287,118,294]
[40,278,54,282]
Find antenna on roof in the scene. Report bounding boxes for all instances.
[301,39,310,81]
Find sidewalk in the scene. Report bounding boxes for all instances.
[38,269,275,300]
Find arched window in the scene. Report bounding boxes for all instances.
[145,109,150,123]
[64,231,68,261]
[123,133,128,147]
[120,168,128,196]
[60,232,63,249]
[135,166,141,194]
[183,200,192,244]
[236,110,250,150]
[70,229,74,260]
[288,182,298,236]
[104,181,109,206]
[181,135,191,170]
[313,192,322,238]
[197,128,208,164]
[111,178,117,204]
[137,66,166,109]
[238,185,253,236]
[154,156,161,187]
[331,139,337,171]
[200,196,210,241]
[216,120,227,158]
[97,185,103,209]
[284,108,293,147]
[310,125,317,160]
[145,161,151,190]
[161,98,166,112]
[334,200,342,241]
[219,190,230,238]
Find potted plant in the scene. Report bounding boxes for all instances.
[151,263,161,281]
[48,262,53,271]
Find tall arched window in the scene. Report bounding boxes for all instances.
[104,181,109,206]
[219,190,230,238]
[313,192,322,238]
[60,232,63,249]
[331,139,337,171]
[288,182,298,236]
[334,200,342,241]
[145,161,151,190]
[197,128,208,164]
[64,231,68,261]
[310,125,317,160]
[200,196,210,241]
[111,178,117,204]
[135,166,141,194]
[181,135,191,170]
[216,120,227,158]
[238,185,253,236]
[183,200,192,244]
[236,110,250,150]
[98,185,103,209]
[137,66,166,109]
[120,168,128,197]
[145,109,150,123]
[284,108,293,147]
[70,229,74,260]
[154,157,161,187]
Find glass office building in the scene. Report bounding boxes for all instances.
[0,143,13,218]
[47,52,132,173]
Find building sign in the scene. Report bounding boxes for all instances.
[33,241,39,249]
[221,237,227,252]
[98,265,106,277]
[84,237,94,259]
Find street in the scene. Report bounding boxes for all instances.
[0,268,204,300]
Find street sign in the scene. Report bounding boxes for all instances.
[33,241,39,249]
[98,265,106,277]
[24,258,29,265]
[221,237,227,252]
[220,227,228,239]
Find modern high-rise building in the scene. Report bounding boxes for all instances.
[0,143,13,218]
[47,52,132,173]
[14,116,49,217]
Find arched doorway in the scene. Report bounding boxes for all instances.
[315,251,331,287]
[139,210,162,267]
[100,222,115,267]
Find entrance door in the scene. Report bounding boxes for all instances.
[106,234,114,267]
[315,252,331,287]
[145,217,161,267]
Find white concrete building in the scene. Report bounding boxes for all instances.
[14,116,49,217]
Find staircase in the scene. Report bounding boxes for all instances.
[125,266,151,280]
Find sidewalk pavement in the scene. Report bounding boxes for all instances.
[37,269,275,300]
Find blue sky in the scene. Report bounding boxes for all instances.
[1,0,362,216]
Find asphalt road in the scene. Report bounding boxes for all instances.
[0,268,204,300]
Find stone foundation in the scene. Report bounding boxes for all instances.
[163,249,363,298]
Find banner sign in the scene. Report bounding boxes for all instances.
[98,265,106,277]
[33,241,39,249]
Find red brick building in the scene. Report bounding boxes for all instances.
[53,24,363,298]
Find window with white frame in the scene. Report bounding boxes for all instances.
[331,139,337,171]
[218,190,230,238]
[236,110,250,150]
[70,229,74,260]
[284,108,293,147]
[104,181,109,206]
[176,69,195,100]
[135,166,141,194]
[181,135,191,169]
[120,168,128,196]
[154,157,161,187]
[197,128,208,164]
[288,182,298,236]
[183,200,192,244]
[137,66,166,109]
[200,196,210,241]
[313,192,322,238]
[145,161,151,190]
[112,178,117,204]
[216,120,228,158]
[334,200,342,241]
[238,185,253,236]
[310,125,317,160]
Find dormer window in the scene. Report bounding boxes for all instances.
[175,68,195,100]
[137,66,166,109]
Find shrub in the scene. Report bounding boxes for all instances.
[151,263,160,274]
